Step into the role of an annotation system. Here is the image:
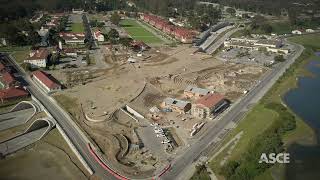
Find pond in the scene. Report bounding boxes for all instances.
[283,57,320,180]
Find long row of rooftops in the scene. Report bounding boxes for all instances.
[140,13,197,43]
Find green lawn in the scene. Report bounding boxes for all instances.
[190,165,211,180]
[270,21,292,35]
[289,34,320,50]
[71,23,85,33]
[210,104,279,171]
[0,46,30,64]
[209,33,320,179]
[120,19,163,44]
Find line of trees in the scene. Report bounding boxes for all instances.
[219,102,296,180]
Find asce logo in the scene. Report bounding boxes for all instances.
[259,153,290,164]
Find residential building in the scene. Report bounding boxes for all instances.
[0,87,29,103]
[184,85,210,99]
[32,70,61,93]
[173,27,195,43]
[162,98,191,114]
[30,13,43,23]
[224,38,289,54]
[63,48,77,57]
[59,32,86,44]
[292,30,303,34]
[140,13,195,43]
[72,9,84,14]
[24,48,49,68]
[0,62,5,72]
[94,30,105,42]
[1,71,19,88]
[306,29,315,33]
[192,93,229,119]
[254,39,283,48]
[0,38,7,46]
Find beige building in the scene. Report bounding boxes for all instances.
[192,93,229,119]
[24,48,49,68]
[162,98,191,114]
[184,85,210,99]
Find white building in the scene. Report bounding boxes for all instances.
[224,38,289,54]
[292,30,303,34]
[0,38,6,46]
[72,9,84,14]
[59,32,85,44]
[94,30,105,42]
[306,29,315,33]
[24,48,49,68]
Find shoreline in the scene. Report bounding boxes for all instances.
[208,34,320,180]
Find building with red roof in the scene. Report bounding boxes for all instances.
[24,48,49,68]
[0,87,29,103]
[139,13,195,43]
[173,27,195,43]
[191,93,229,119]
[1,71,19,88]
[0,62,5,73]
[32,70,61,93]
[93,30,105,42]
[59,32,85,44]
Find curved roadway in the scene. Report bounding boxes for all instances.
[161,41,304,180]
[2,38,304,180]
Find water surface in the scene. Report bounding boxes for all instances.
[283,59,320,180]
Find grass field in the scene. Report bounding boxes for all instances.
[270,21,292,35]
[71,23,85,33]
[209,33,320,179]
[120,19,163,44]
[0,46,30,64]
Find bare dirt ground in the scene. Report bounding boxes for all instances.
[53,44,268,176]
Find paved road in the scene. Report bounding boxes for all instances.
[0,38,304,180]
[3,55,117,180]
[0,108,34,131]
[161,41,304,180]
[206,28,241,54]
[0,127,47,156]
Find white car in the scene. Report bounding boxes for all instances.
[150,123,159,126]
[155,130,164,134]
[161,139,171,144]
[156,134,166,137]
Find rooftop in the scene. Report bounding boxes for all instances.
[0,87,29,100]
[195,93,225,108]
[59,32,86,41]
[26,48,49,60]
[164,97,190,109]
[1,71,15,85]
[32,70,60,89]
[184,85,210,96]
[0,63,5,71]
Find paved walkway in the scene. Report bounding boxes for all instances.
[0,108,34,131]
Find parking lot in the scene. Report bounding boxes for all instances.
[136,121,177,160]
[217,48,276,65]
[58,55,87,69]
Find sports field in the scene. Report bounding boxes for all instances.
[120,19,163,44]
[71,23,85,33]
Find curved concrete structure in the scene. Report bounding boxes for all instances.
[25,118,56,140]
[9,101,38,112]
[0,118,56,156]
[0,101,37,131]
